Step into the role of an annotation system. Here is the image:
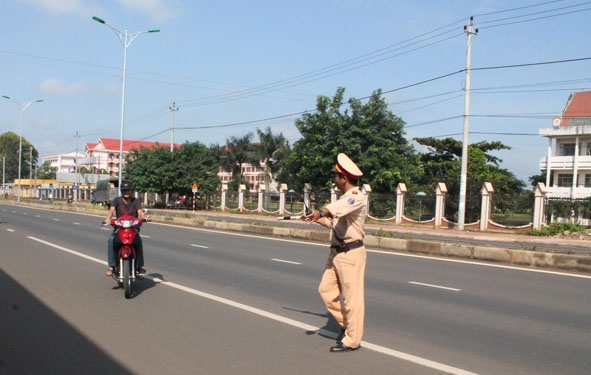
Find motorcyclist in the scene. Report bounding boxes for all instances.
[104,181,149,276]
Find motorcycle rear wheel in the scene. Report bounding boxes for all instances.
[123,259,132,299]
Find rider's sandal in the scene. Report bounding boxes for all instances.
[105,267,114,276]
[137,267,146,275]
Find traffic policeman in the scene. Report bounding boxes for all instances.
[303,153,367,352]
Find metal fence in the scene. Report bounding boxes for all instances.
[262,191,280,212]
[491,194,534,226]
[405,194,436,222]
[445,195,481,224]
[367,192,397,219]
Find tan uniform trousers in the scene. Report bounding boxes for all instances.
[318,246,367,348]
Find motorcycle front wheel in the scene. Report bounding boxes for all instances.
[123,259,132,299]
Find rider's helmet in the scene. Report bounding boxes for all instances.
[120,180,134,192]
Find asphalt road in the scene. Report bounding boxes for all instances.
[1,204,590,375]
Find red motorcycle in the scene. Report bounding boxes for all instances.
[108,215,146,299]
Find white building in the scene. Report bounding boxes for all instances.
[42,152,85,173]
[539,91,591,198]
[43,138,180,178]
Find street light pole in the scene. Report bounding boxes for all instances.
[92,16,160,194]
[2,95,43,202]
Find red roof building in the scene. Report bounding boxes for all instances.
[539,91,591,198]
[84,138,181,177]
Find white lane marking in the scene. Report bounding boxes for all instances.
[100,227,111,231]
[26,235,479,375]
[272,258,302,265]
[6,228,15,232]
[53,218,60,221]
[369,249,591,279]
[36,215,41,218]
[28,236,105,265]
[190,244,209,248]
[409,281,461,292]
[141,235,151,239]
[73,222,81,225]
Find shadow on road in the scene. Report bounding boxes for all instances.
[0,268,130,374]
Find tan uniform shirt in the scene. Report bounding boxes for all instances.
[319,186,366,246]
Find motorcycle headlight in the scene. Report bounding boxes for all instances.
[120,219,133,228]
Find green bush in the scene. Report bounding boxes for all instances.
[527,222,587,237]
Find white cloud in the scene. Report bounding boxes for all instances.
[116,0,182,22]
[19,0,102,16]
[39,78,89,95]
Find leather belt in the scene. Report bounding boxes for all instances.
[330,239,364,255]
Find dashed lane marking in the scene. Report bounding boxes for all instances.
[408,281,461,292]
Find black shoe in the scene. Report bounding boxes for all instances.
[137,266,146,275]
[329,343,360,353]
[336,328,346,343]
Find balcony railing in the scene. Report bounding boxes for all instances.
[546,186,591,198]
[539,155,591,170]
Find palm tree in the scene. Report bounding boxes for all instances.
[221,133,259,189]
[256,127,289,191]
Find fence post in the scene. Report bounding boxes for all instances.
[303,183,311,213]
[435,182,447,227]
[238,184,246,212]
[480,182,494,231]
[221,184,228,211]
[533,182,547,230]
[362,184,372,221]
[396,183,407,224]
[279,183,287,214]
[258,183,265,213]
[331,185,338,203]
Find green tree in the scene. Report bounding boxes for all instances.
[124,142,220,198]
[174,142,221,197]
[280,87,422,192]
[255,127,289,190]
[0,131,37,183]
[37,161,57,179]
[414,137,525,197]
[124,145,176,194]
[219,133,259,190]
[529,170,547,188]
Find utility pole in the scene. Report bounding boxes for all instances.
[74,131,80,200]
[170,102,179,152]
[458,17,478,230]
[29,147,33,196]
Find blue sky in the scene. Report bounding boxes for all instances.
[1,0,590,184]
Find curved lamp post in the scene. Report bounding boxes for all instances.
[2,95,43,202]
[92,16,159,194]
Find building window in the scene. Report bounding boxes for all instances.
[557,174,573,187]
[585,174,591,188]
[560,143,576,156]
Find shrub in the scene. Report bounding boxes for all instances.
[527,222,587,237]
